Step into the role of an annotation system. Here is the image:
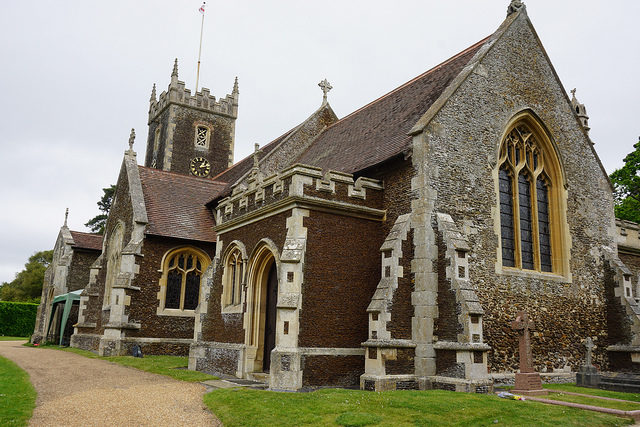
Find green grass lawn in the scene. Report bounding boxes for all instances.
[545,392,640,411]
[203,388,633,426]
[0,337,28,341]
[0,356,36,426]
[544,383,640,402]
[30,344,218,382]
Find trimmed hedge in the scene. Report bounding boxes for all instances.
[0,302,37,337]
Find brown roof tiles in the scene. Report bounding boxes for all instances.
[138,166,227,242]
[69,231,103,251]
[294,37,489,173]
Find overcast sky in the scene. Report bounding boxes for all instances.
[0,1,638,284]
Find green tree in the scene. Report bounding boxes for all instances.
[0,250,53,302]
[610,137,640,223]
[84,184,116,234]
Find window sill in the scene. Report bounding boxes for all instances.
[498,267,570,283]
[221,303,243,314]
[156,308,197,317]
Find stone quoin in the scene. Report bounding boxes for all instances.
[33,1,640,393]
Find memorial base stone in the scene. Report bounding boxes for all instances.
[576,366,600,388]
[512,372,548,396]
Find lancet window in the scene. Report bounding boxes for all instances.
[498,123,555,273]
[223,248,244,307]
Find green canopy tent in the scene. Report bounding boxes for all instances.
[46,289,83,346]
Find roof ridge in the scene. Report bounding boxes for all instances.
[138,165,227,185]
[210,126,297,181]
[321,35,491,132]
[69,230,102,237]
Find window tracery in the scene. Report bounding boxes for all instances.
[103,223,124,307]
[158,247,210,315]
[194,125,211,149]
[223,247,244,308]
[498,122,557,273]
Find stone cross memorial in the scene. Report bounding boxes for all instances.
[511,311,548,395]
[584,337,594,367]
[576,336,600,388]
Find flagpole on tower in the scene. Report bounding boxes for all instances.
[195,2,206,94]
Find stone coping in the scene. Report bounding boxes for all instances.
[607,345,640,352]
[433,341,491,351]
[361,339,416,348]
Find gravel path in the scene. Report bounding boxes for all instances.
[0,341,221,426]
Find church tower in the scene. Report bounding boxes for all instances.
[145,59,239,178]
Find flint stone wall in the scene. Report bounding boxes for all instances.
[67,250,100,292]
[126,236,215,339]
[418,12,616,372]
[146,104,235,178]
[201,211,289,343]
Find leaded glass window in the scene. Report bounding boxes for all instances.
[498,123,556,272]
[161,248,209,312]
[499,167,515,267]
[224,249,244,307]
[537,178,552,272]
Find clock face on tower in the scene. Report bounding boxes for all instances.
[190,157,211,177]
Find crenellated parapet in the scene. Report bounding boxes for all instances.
[149,80,238,121]
[214,164,385,231]
[149,60,239,121]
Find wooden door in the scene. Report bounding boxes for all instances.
[262,262,278,372]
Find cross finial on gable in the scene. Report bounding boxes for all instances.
[64,208,69,227]
[571,88,577,98]
[507,0,525,16]
[318,78,333,105]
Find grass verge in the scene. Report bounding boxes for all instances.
[0,355,36,426]
[544,383,640,402]
[203,388,633,426]
[30,343,218,382]
[545,392,640,411]
[0,337,28,342]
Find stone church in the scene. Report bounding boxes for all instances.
[35,1,640,393]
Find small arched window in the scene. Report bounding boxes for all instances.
[103,223,124,307]
[498,119,564,274]
[223,247,244,308]
[158,247,210,315]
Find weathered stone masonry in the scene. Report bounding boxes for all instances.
[191,164,384,390]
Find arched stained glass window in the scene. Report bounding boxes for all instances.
[160,247,210,313]
[224,248,244,307]
[498,121,560,273]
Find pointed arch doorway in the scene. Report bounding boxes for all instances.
[244,243,279,375]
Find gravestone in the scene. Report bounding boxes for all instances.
[576,337,600,387]
[511,311,548,395]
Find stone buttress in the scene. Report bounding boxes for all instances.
[32,226,75,344]
[190,164,384,390]
[72,146,148,355]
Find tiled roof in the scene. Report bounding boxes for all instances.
[294,37,489,173]
[210,127,297,196]
[69,231,103,251]
[138,167,227,242]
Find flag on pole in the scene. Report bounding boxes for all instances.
[199,2,206,14]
